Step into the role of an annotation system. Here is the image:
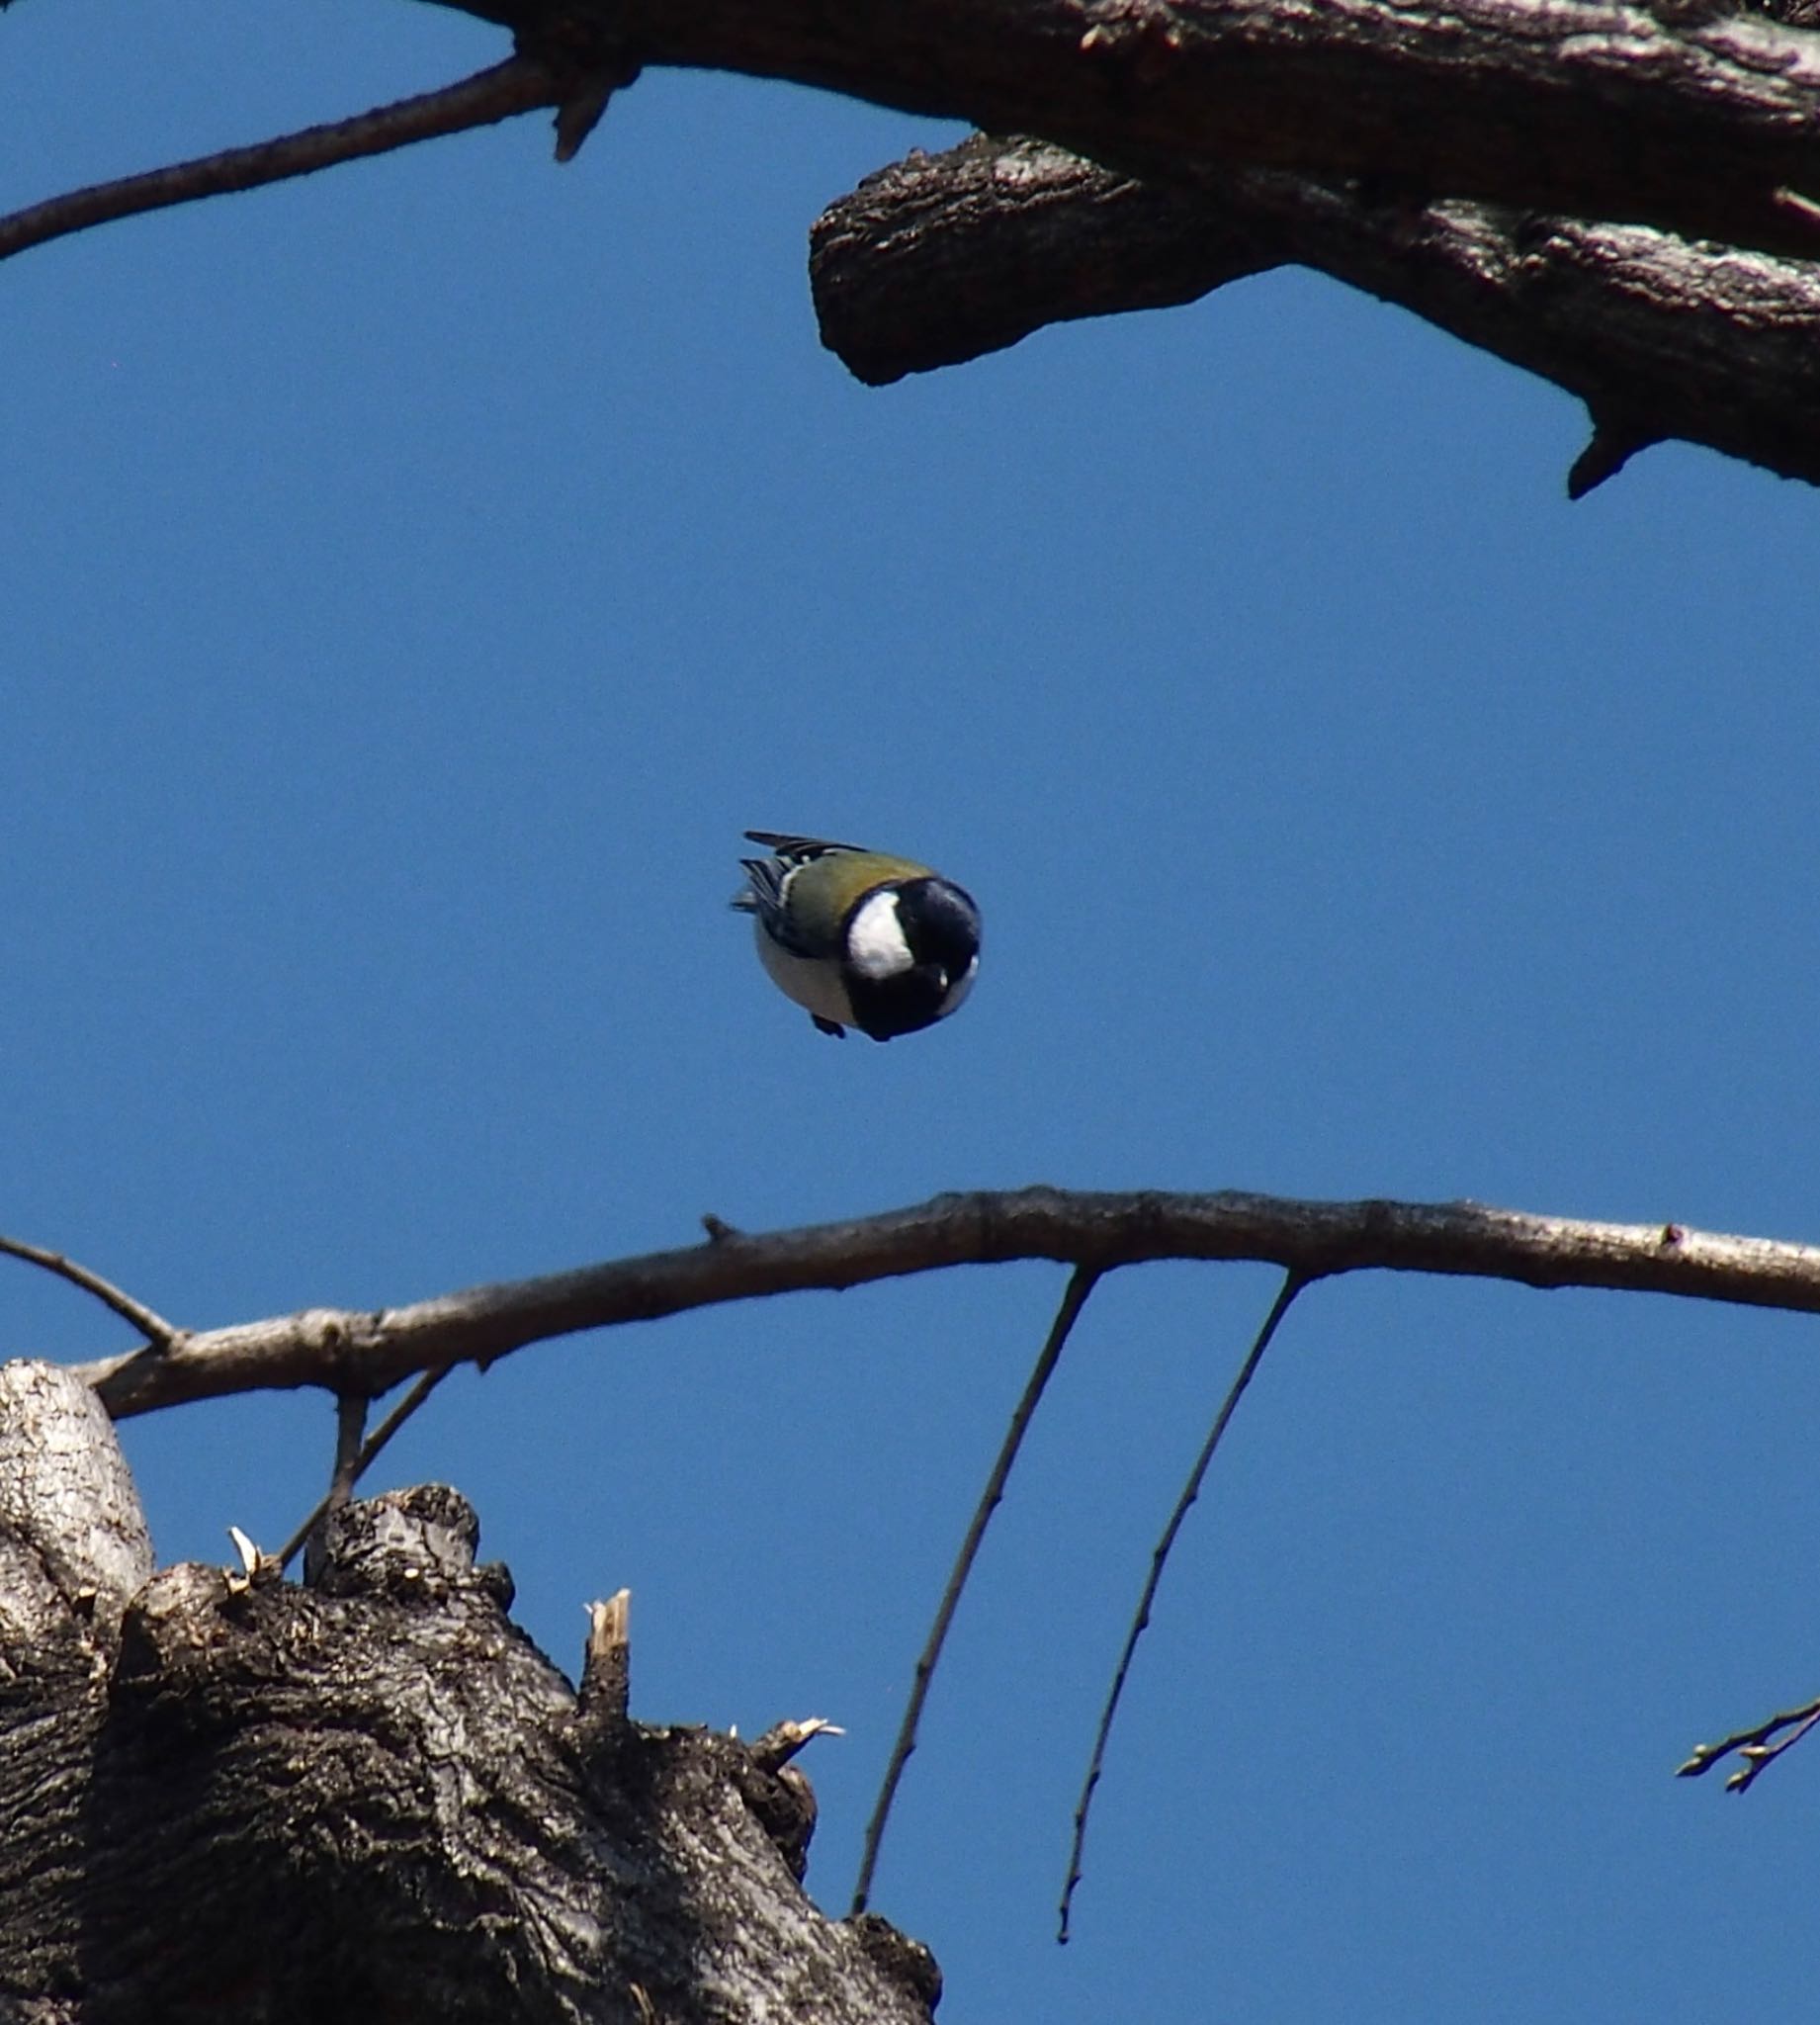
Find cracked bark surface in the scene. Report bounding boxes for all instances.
[809,133,1820,490]
[0,1364,936,2025]
[427,0,1820,486]
[456,0,1820,259]
[6,0,1816,485]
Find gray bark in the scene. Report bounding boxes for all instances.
[73,1189,1820,1421]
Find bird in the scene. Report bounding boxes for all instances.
[732,831,981,1041]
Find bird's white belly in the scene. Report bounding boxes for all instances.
[755,923,856,1026]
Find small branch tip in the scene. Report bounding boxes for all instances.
[0,1232,183,1350]
[749,1716,845,1770]
[1567,414,1659,499]
[1772,186,1820,231]
[553,78,616,162]
[1678,1693,1820,1794]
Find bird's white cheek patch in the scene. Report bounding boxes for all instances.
[846,891,914,980]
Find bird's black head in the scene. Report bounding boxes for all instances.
[842,876,982,1042]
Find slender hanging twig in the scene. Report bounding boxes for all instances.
[851,1265,1103,1914]
[278,1366,454,1571]
[1059,1271,1306,1942]
[0,1231,183,1349]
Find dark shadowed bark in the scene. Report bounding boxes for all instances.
[5,0,1818,487]
[0,1365,937,2025]
[809,134,1820,493]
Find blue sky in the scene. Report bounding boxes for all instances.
[7,3,1820,2017]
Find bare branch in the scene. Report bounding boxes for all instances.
[852,1265,1102,1915]
[3,0,1814,486]
[1679,1691,1820,1792]
[425,0,1820,262]
[0,58,559,271]
[331,1392,370,1507]
[810,134,1820,490]
[293,1392,373,1584]
[276,1366,454,1571]
[70,1189,1820,1422]
[0,1232,182,1350]
[1060,1271,1304,1942]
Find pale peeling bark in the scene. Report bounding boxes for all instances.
[0,1365,937,2025]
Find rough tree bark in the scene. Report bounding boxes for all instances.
[468,0,1820,487]
[807,133,1820,494]
[6,0,1816,487]
[0,1364,938,2025]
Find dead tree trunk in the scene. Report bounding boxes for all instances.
[0,1364,937,2025]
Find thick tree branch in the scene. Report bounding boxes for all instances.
[67,1190,1820,1421]
[810,134,1820,490]
[3,1,1814,491]
[440,0,1820,261]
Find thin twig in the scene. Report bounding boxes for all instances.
[1058,1271,1306,1942]
[0,1232,182,1349]
[299,1391,372,1585]
[1678,1691,1820,1792]
[330,1393,369,1510]
[851,1265,1102,1914]
[278,1366,454,1571]
[0,58,558,270]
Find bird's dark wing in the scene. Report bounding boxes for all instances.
[736,833,872,951]
[741,830,866,858]
[733,852,790,924]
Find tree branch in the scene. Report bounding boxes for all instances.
[1060,1270,1304,1942]
[0,1232,184,1350]
[67,1189,1820,1421]
[5,0,1815,488]
[277,1366,454,1572]
[810,134,1820,490]
[1679,1691,1820,1792]
[0,57,560,270]
[427,0,1820,261]
[852,1265,1102,1916]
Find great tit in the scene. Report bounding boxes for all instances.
[733,830,981,1040]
